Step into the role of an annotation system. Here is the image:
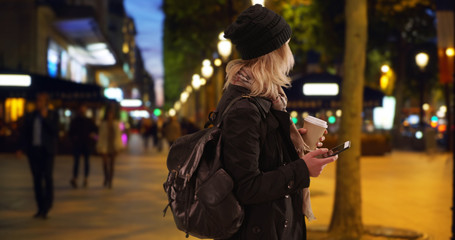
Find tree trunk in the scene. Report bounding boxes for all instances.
[328,0,367,239]
[391,35,408,149]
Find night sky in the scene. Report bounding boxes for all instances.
[124,0,164,106]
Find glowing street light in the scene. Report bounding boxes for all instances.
[200,77,207,86]
[251,0,264,5]
[192,74,202,90]
[415,52,429,70]
[415,52,429,130]
[169,108,176,117]
[185,85,193,94]
[336,110,342,117]
[174,101,181,111]
[201,59,213,79]
[217,32,232,61]
[446,48,455,57]
[180,92,189,103]
[380,64,390,73]
[290,111,298,118]
[214,58,222,67]
[422,103,430,111]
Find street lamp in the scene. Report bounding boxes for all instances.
[180,91,189,103]
[251,0,264,5]
[380,64,390,73]
[192,74,202,90]
[415,52,429,70]
[169,108,176,117]
[214,58,222,67]
[446,47,454,57]
[200,77,207,86]
[217,32,232,61]
[201,59,213,79]
[185,85,193,94]
[191,74,203,127]
[415,52,429,144]
[174,101,181,111]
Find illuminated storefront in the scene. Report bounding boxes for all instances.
[284,73,390,155]
[285,73,384,130]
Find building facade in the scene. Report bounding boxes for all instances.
[0,0,153,152]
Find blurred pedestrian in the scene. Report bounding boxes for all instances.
[96,107,123,189]
[17,92,58,219]
[150,119,158,149]
[140,117,152,150]
[215,5,336,239]
[68,104,97,188]
[163,116,181,147]
[156,116,164,152]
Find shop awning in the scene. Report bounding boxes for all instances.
[0,73,105,101]
[52,7,116,66]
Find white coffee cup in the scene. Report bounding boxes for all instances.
[302,116,328,150]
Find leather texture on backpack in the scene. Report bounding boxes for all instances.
[163,96,246,239]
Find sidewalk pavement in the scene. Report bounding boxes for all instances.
[0,133,452,239]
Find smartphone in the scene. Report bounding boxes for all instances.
[324,141,351,157]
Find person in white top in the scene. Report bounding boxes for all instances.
[96,107,123,189]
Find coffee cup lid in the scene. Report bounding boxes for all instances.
[304,116,328,128]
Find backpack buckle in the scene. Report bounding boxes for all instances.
[205,112,218,128]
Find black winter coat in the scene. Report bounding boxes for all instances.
[69,115,97,151]
[19,110,59,155]
[217,85,311,240]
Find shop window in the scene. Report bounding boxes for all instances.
[5,98,25,123]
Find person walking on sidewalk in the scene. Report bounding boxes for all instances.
[17,92,59,219]
[216,5,337,239]
[163,116,181,147]
[140,117,153,150]
[69,104,97,188]
[96,107,123,189]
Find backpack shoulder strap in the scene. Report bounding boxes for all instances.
[215,95,270,127]
[204,95,247,128]
[215,95,246,128]
[243,96,269,120]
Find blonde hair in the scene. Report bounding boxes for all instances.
[224,42,294,98]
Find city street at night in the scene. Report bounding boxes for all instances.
[0,134,452,239]
[0,0,454,239]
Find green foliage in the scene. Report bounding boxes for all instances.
[367,0,437,98]
[163,0,437,106]
[270,0,436,86]
[271,0,345,72]
[163,0,229,105]
[365,49,391,87]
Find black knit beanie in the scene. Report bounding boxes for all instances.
[224,4,291,60]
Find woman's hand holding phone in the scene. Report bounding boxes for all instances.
[302,148,337,177]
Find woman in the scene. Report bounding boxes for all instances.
[96,107,123,189]
[218,4,338,240]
